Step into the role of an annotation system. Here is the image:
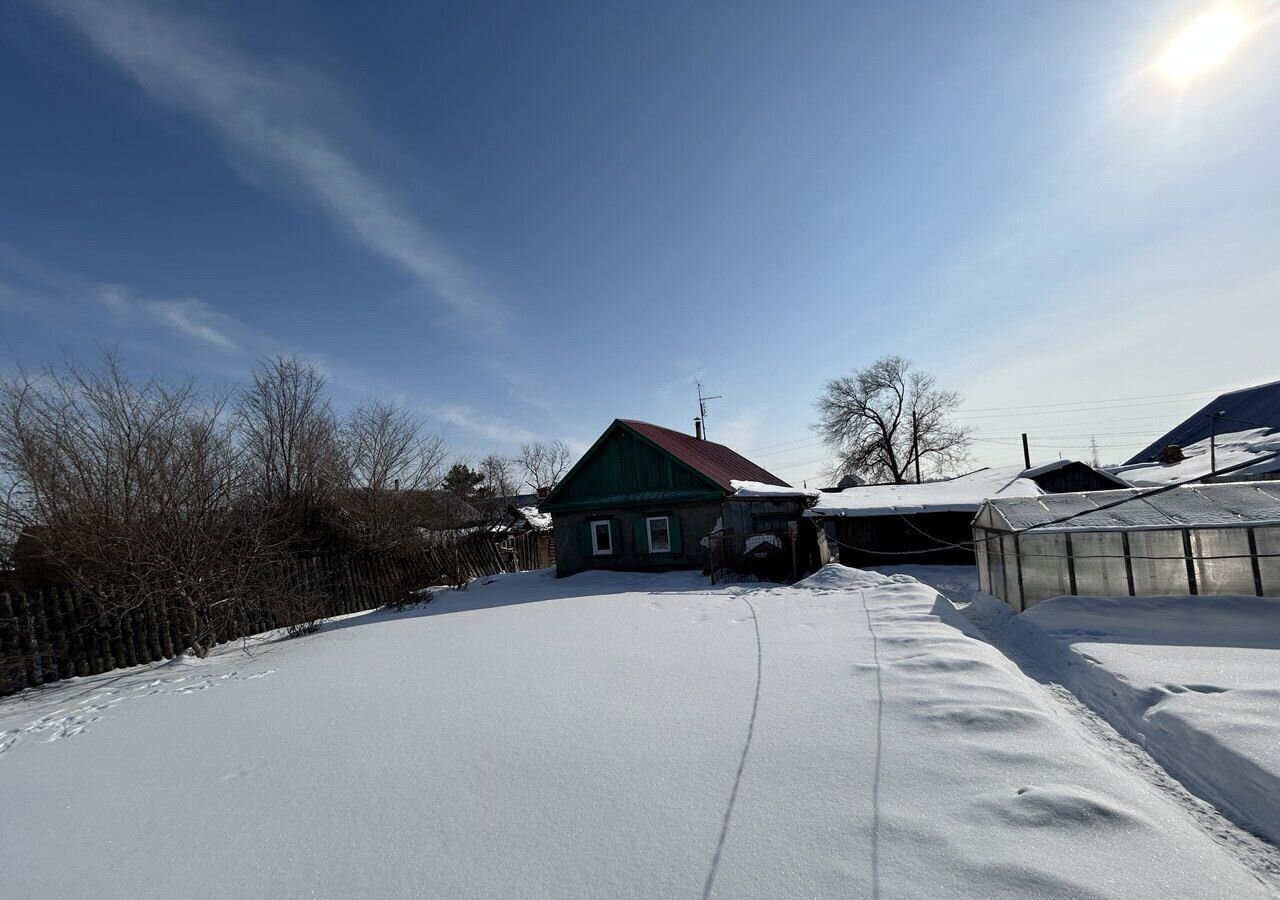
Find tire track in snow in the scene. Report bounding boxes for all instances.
[703,594,763,900]
[859,587,885,900]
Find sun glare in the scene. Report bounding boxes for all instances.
[1160,8,1249,82]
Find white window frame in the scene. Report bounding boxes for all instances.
[591,519,614,555]
[646,516,672,554]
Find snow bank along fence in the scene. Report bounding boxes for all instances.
[0,530,550,696]
[974,482,1280,611]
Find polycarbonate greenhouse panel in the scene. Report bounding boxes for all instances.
[1017,533,1071,607]
[1001,534,1022,610]
[1252,526,1280,597]
[1190,528,1258,596]
[1069,532,1128,597]
[1128,530,1192,596]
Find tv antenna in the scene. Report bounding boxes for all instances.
[696,381,721,440]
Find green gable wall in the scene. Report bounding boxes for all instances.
[541,424,724,512]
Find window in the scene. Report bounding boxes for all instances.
[591,519,613,555]
[753,515,795,534]
[647,516,671,553]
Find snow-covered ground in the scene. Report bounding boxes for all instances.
[896,565,1280,851]
[1000,593,1280,848]
[1,567,1273,898]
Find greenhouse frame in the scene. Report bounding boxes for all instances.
[973,482,1280,611]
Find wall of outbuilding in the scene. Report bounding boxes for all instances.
[825,512,976,567]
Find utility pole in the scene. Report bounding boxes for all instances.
[912,409,922,483]
[1089,436,1100,468]
[696,381,721,441]
[1209,410,1226,474]
[1021,433,1031,470]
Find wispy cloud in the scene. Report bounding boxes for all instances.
[2,241,554,449]
[99,287,242,351]
[435,405,538,446]
[39,0,501,330]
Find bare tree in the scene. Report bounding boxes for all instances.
[478,453,517,499]
[0,353,315,656]
[516,440,573,495]
[342,400,448,551]
[815,356,970,485]
[236,355,344,548]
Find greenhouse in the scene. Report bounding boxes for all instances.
[973,482,1280,611]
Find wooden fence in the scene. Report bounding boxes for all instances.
[0,530,551,697]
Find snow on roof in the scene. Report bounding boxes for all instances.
[982,481,1280,533]
[1110,428,1280,487]
[1126,380,1280,464]
[514,506,553,531]
[730,480,820,500]
[806,465,1043,518]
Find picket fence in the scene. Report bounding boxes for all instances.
[0,530,550,697]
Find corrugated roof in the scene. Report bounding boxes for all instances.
[984,482,1280,533]
[1128,380,1280,464]
[619,420,790,492]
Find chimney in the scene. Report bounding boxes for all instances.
[1158,445,1186,464]
[694,418,703,440]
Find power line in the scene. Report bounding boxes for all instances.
[820,448,1280,557]
[953,388,1221,414]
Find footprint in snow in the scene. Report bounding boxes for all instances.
[0,668,276,759]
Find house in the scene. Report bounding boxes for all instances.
[806,461,1127,567]
[1125,379,1280,465]
[974,482,1280,611]
[538,419,810,577]
[1112,427,1280,487]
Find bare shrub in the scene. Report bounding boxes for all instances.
[0,353,315,656]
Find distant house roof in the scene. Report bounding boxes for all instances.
[730,480,820,501]
[1112,427,1280,487]
[980,482,1280,533]
[510,505,553,532]
[806,464,1044,518]
[617,420,790,492]
[1127,380,1280,464]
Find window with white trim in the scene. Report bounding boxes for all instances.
[591,519,613,555]
[646,516,672,553]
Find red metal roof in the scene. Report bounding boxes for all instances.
[618,419,791,492]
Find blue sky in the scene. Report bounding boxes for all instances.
[2,1,1278,484]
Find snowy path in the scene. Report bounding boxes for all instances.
[0,567,1272,898]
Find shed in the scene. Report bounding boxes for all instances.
[806,461,1129,566]
[539,419,812,577]
[805,465,1043,566]
[974,482,1280,611]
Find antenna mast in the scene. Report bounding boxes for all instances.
[696,381,722,440]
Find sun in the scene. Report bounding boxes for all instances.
[1159,8,1249,82]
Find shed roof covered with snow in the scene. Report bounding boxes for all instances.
[806,465,1044,518]
[977,482,1280,534]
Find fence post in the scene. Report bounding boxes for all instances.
[16,592,40,687]
[46,589,74,679]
